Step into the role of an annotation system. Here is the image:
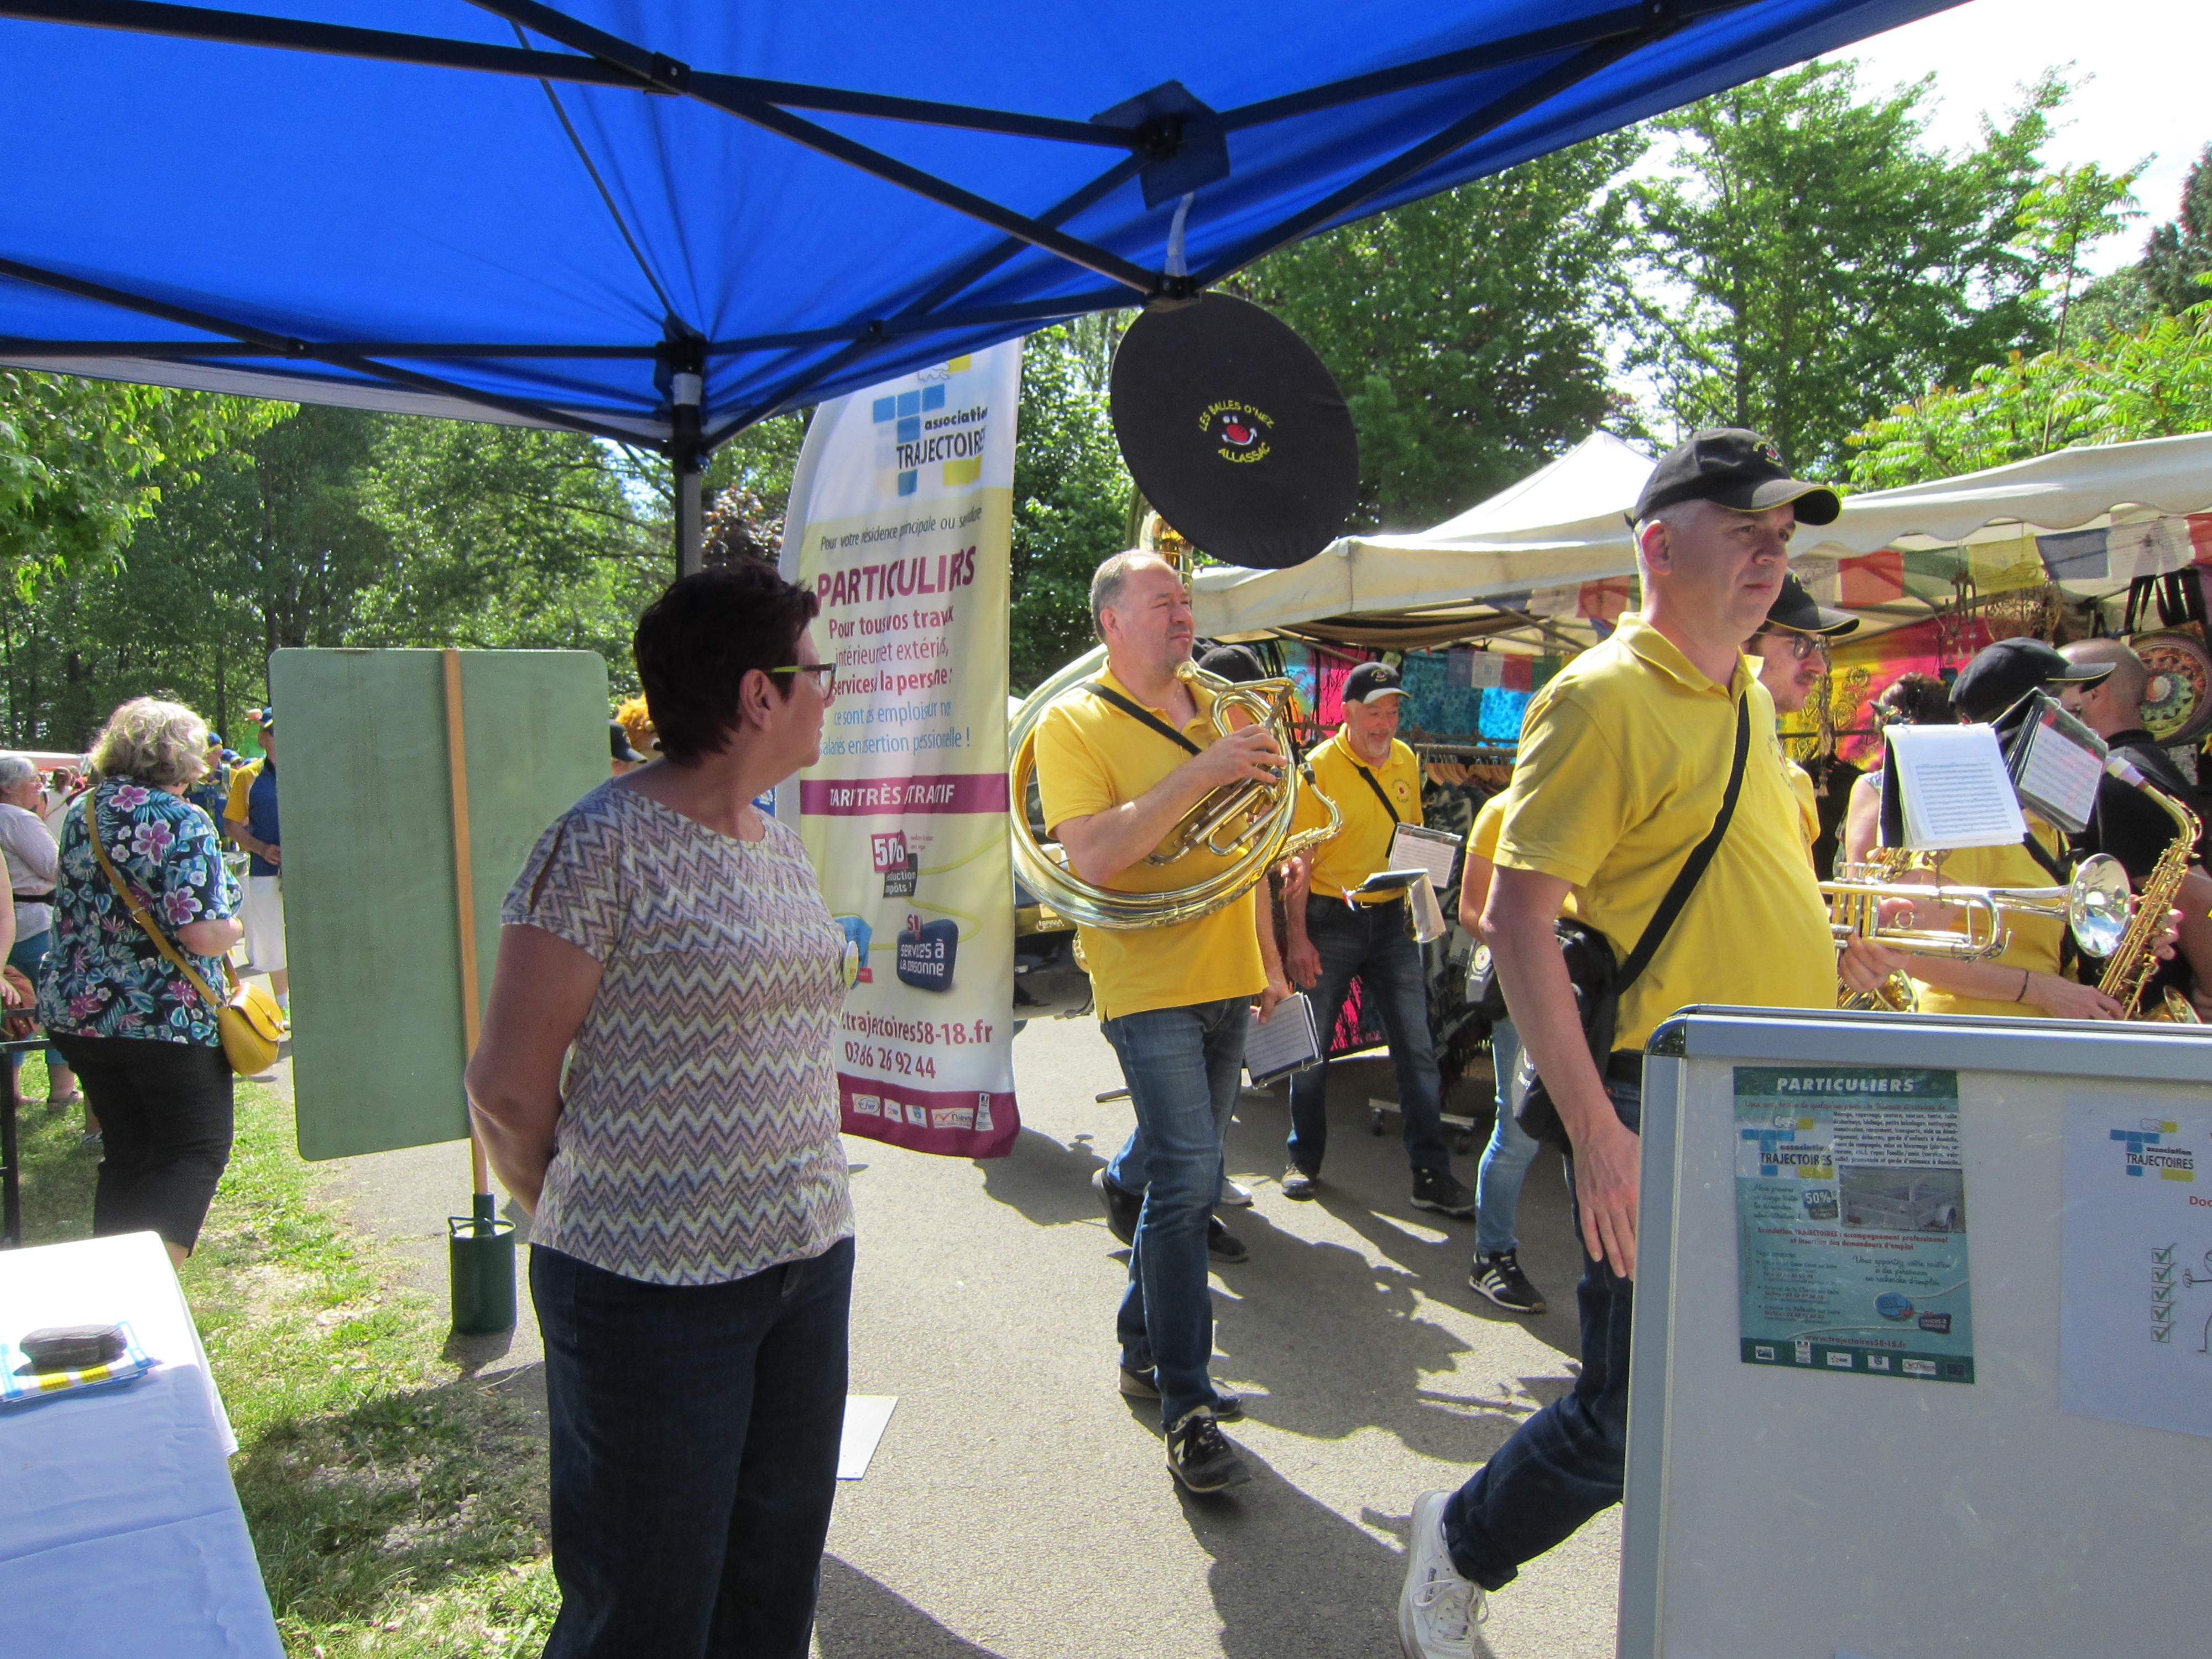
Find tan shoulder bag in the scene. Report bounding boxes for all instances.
[85,797,289,1074]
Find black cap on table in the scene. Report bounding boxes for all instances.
[1632,427,1841,526]
[1949,637,2111,723]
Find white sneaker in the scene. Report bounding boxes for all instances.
[1218,1177,1254,1207]
[1398,1489,1485,1658]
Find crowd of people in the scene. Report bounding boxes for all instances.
[6,701,289,1264]
[437,425,2205,1659]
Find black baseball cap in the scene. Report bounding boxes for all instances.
[610,719,647,764]
[1342,662,1408,704]
[1948,638,2111,722]
[1763,572,1858,638]
[1632,428,1840,526]
[1197,643,1267,685]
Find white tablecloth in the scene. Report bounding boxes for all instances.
[0,1232,283,1657]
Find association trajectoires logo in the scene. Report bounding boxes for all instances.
[872,358,989,498]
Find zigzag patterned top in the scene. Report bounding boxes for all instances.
[502,781,853,1286]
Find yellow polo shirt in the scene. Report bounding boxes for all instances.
[1465,793,1505,877]
[1786,759,1819,855]
[1493,613,1836,1050]
[1305,729,1423,901]
[1032,667,1265,1021]
[1909,818,2069,1018]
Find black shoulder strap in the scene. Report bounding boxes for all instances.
[2019,826,2072,885]
[1618,695,1751,994]
[1354,758,1401,825]
[1081,681,1201,757]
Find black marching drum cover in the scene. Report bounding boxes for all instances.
[1110,293,1359,570]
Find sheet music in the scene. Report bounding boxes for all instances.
[1407,873,1447,944]
[1245,992,1322,1084]
[1387,822,1463,887]
[1888,724,2028,850]
[2011,702,2107,834]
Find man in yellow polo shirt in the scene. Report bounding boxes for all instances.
[1750,572,1859,860]
[1397,429,1908,1657]
[1280,661,1473,1217]
[1032,550,1291,1495]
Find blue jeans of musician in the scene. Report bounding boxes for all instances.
[1475,1017,1541,1256]
[532,1237,853,1659]
[1099,997,1246,1428]
[1443,1077,1641,1590]
[1286,896,1450,1176]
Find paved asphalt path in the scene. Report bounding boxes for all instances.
[302,1015,1620,1658]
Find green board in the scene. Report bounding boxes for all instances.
[270,648,609,1161]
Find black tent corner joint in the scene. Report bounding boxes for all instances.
[1092,81,1230,211]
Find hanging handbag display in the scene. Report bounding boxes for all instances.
[1508,696,1750,1149]
[85,798,288,1075]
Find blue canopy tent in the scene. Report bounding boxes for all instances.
[0,0,1959,568]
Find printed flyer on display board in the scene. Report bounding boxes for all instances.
[2059,1092,2212,1439]
[1734,1067,1976,1384]
[777,342,1021,1157]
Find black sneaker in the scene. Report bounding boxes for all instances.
[1207,1215,1249,1264]
[1280,1165,1321,1200]
[1091,1167,1141,1246]
[1165,1408,1250,1493]
[1470,1249,1547,1315]
[1410,1167,1477,1218]
[1118,1365,1244,1421]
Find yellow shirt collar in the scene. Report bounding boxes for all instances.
[1612,611,1753,700]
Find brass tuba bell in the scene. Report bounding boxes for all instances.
[1007,657,1340,931]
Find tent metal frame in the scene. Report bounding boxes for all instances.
[1,0,1744,568]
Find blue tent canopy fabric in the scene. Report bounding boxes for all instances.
[0,0,1958,457]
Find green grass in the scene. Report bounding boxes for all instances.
[13,1056,559,1656]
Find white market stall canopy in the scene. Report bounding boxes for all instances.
[1192,430,2212,645]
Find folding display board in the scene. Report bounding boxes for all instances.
[269,648,609,1161]
[1619,1007,2212,1659]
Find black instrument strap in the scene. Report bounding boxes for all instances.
[1353,759,1402,825]
[1616,695,1751,994]
[1080,681,1201,757]
[2019,827,2072,885]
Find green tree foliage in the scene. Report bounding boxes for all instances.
[1845,300,2212,489]
[2072,143,2212,340]
[0,372,286,587]
[1009,322,1132,691]
[349,417,662,664]
[1239,134,1645,530]
[1627,61,2078,473]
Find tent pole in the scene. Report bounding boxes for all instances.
[669,358,706,577]
[675,449,705,577]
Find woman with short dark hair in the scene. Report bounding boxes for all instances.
[468,563,851,1659]
[39,698,244,1264]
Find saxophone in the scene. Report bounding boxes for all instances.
[2095,759,2204,1024]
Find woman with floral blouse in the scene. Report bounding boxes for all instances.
[39,697,244,1264]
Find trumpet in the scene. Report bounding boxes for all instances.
[1822,853,2134,964]
[1008,660,1341,932]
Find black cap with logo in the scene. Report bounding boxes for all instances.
[1342,662,1409,705]
[1764,572,1858,638]
[1632,427,1841,526]
[1948,637,2111,723]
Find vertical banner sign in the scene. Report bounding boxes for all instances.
[778,345,1022,1157]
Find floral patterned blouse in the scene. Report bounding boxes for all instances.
[38,779,242,1047]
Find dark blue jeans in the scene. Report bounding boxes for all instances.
[532,1237,854,1659]
[1287,896,1449,1176]
[1443,1078,1641,1590]
[1099,997,1246,1428]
